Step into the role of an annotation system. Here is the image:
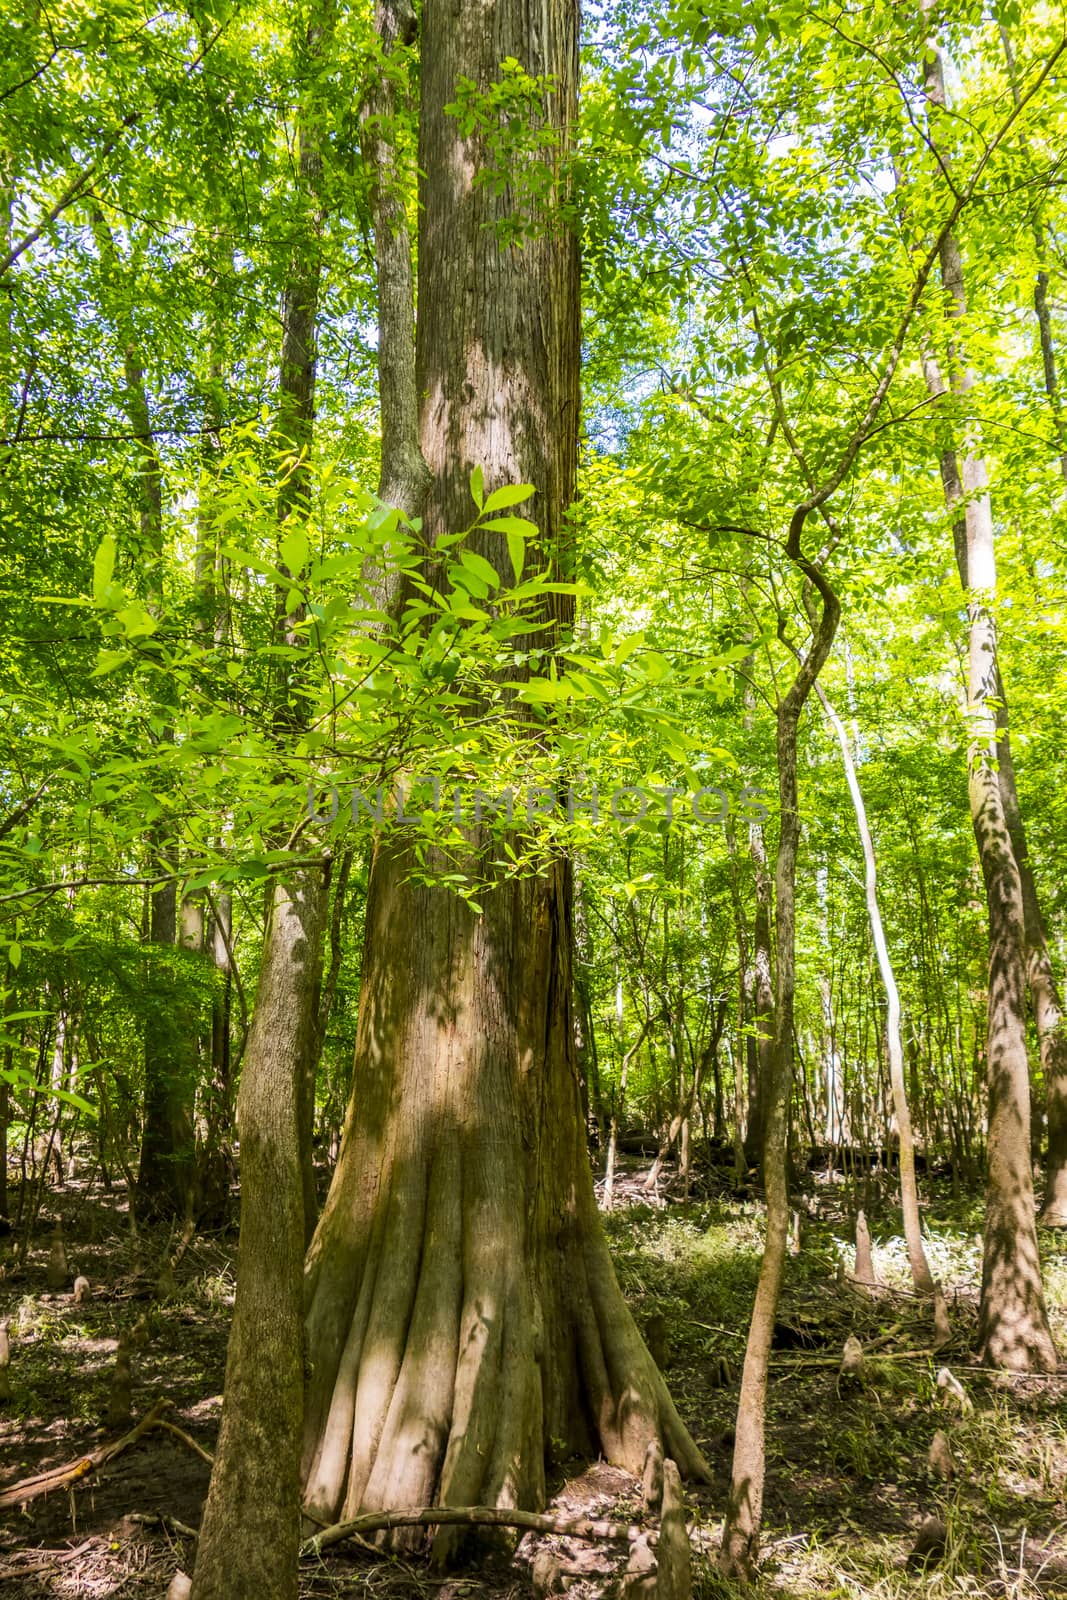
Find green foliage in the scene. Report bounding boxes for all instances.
[3,0,1067,1202]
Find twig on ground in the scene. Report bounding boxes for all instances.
[0,1537,96,1578]
[151,1417,215,1465]
[769,1348,935,1369]
[129,1511,200,1540]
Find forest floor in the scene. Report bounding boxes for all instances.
[0,1158,1065,1599]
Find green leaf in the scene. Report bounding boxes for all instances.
[482,515,538,539]
[92,535,117,604]
[507,528,525,582]
[459,550,501,588]
[91,649,132,677]
[482,482,534,514]
[7,942,20,970]
[470,464,485,511]
[280,527,310,575]
[513,677,575,701]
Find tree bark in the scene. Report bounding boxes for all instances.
[734,663,774,1169]
[814,680,935,1294]
[190,869,328,1600]
[604,1016,651,1211]
[264,2,336,1244]
[922,340,1067,1227]
[89,208,197,1224]
[190,11,336,1592]
[918,5,1063,1348]
[967,556,1058,1367]
[996,27,1067,1221]
[999,26,1067,485]
[746,822,774,1166]
[301,0,709,1554]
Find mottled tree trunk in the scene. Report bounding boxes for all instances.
[968,575,1058,1368]
[991,29,1067,1222]
[994,711,1067,1226]
[301,0,708,1549]
[270,8,334,1245]
[728,665,775,1173]
[190,870,327,1600]
[919,5,1063,1342]
[190,10,335,1592]
[923,331,1067,1231]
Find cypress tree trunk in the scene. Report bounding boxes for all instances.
[301,0,709,1546]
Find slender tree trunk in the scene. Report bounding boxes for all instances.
[360,0,430,528]
[0,1054,8,1219]
[197,891,234,1224]
[644,1013,719,1192]
[190,12,336,1592]
[919,356,1067,1223]
[90,209,197,1223]
[139,871,196,1222]
[190,869,328,1600]
[1000,27,1067,484]
[301,0,708,1549]
[993,693,1067,1224]
[719,516,839,1578]
[997,28,1067,1219]
[918,5,1063,1350]
[815,681,935,1294]
[733,658,774,1168]
[967,553,1058,1367]
[267,7,335,1244]
[747,822,774,1165]
[604,1016,650,1211]
[193,337,237,1222]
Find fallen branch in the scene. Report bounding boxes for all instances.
[129,1510,200,1540]
[770,1348,934,1370]
[0,1401,170,1508]
[866,1321,904,1352]
[301,1505,648,1558]
[151,1417,214,1466]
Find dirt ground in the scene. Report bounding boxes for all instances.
[1,1157,1066,1598]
